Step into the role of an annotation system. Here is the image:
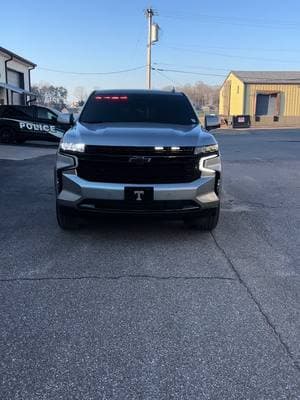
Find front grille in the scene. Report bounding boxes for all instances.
[76,146,201,184]
[85,145,195,156]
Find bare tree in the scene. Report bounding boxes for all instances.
[32,83,68,111]
[163,81,220,112]
[73,86,88,107]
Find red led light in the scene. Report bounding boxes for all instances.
[95,95,128,101]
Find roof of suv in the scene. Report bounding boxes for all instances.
[92,89,183,96]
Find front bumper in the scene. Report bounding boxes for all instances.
[56,153,221,216]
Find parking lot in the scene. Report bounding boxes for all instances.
[0,128,299,399]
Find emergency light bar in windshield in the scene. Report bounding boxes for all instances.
[95,96,128,101]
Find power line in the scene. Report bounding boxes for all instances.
[164,45,300,64]
[153,68,183,87]
[154,62,229,72]
[161,11,292,23]
[160,13,299,30]
[153,67,300,82]
[152,67,226,78]
[162,43,300,54]
[37,65,146,75]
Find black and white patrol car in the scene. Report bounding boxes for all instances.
[0,105,72,144]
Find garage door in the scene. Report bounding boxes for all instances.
[7,69,25,105]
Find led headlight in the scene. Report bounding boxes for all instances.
[194,144,219,155]
[199,154,221,173]
[195,144,221,175]
[60,142,85,153]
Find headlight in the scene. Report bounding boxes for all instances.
[60,142,85,153]
[199,153,221,171]
[194,144,219,155]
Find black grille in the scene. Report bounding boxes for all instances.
[76,146,201,184]
[85,145,195,156]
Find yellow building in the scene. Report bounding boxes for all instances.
[219,71,300,127]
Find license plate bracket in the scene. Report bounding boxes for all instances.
[124,187,154,203]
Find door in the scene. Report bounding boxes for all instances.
[0,88,5,105]
[34,106,65,139]
[7,69,25,105]
[35,106,58,123]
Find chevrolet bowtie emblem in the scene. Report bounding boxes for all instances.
[128,156,152,165]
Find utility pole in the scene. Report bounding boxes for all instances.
[146,8,154,90]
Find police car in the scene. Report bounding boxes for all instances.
[0,105,72,144]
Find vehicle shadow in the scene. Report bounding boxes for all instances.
[0,141,58,150]
[76,213,206,235]
[20,141,58,149]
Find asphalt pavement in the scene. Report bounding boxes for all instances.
[0,129,299,399]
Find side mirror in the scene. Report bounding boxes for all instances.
[204,115,221,131]
[57,113,74,125]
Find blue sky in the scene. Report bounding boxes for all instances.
[2,0,300,99]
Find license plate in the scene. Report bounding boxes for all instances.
[124,187,154,202]
[238,117,245,123]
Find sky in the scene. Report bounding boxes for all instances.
[2,0,300,100]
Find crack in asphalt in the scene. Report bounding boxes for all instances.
[210,231,300,372]
[0,274,236,283]
[223,199,300,210]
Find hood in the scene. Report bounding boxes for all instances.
[63,122,217,147]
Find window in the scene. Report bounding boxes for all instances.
[37,107,57,121]
[255,93,279,116]
[0,106,34,120]
[80,93,198,125]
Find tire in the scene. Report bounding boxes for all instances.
[0,126,15,144]
[184,207,220,231]
[56,203,79,230]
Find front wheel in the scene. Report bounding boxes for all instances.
[56,203,79,230]
[184,207,220,231]
[0,126,15,143]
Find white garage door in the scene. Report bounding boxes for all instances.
[7,69,25,105]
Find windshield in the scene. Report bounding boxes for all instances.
[80,93,198,125]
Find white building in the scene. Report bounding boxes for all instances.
[0,47,36,106]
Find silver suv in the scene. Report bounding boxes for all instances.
[55,90,221,230]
